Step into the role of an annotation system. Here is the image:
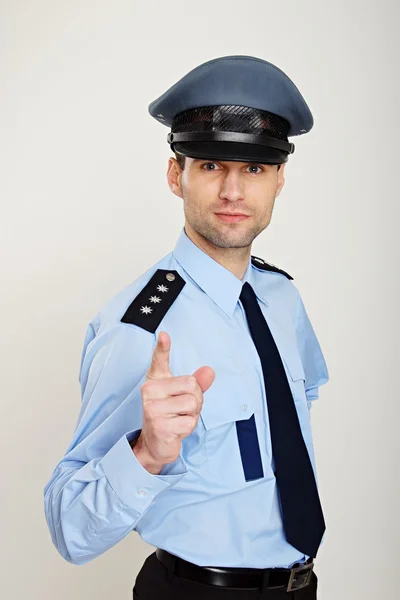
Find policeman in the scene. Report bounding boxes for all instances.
[44,55,329,599]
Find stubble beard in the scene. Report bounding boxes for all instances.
[181,183,273,249]
[184,205,269,249]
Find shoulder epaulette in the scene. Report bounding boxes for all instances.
[251,255,293,280]
[121,269,186,333]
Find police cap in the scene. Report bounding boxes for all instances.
[148,55,314,165]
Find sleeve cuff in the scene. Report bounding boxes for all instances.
[305,385,319,402]
[100,430,188,510]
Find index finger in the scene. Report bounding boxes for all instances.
[146,331,173,380]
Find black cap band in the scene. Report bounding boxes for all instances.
[167,131,294,154]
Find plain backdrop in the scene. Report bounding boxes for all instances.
[1,1,399,599]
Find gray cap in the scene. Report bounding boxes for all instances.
[148,55,313,165]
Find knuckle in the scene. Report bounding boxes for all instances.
[143,397,158,418]
[141,381,152,398]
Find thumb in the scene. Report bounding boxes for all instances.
[192,365,216,393]
[146,331,173,380]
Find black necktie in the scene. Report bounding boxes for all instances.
[239,281,325,558]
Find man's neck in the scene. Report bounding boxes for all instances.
[184,223,251,281]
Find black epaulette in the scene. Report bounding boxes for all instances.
[121,269,186,333]
[251,255,293,280]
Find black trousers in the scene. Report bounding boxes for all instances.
[132,551,318,600]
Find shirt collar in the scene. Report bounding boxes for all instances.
[172,226,266,318]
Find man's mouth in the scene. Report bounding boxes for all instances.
[215,213,250,223]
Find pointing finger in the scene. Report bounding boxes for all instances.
[146,331,173,380]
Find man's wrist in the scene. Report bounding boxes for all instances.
[130,436,140,449]
[130,435,165,475]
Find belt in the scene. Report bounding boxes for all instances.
[155,548,314,592]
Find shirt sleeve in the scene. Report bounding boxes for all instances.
[43,314,188,566]
[294,291,329,406]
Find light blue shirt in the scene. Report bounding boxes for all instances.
[44,226,329,568]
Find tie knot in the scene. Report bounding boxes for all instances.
[239,282,258,308]
[240,281,255,300]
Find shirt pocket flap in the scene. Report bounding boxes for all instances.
[281,349,308,407]
[282,349,306,382]
[200,370,259,431]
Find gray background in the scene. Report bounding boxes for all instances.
[1,1,399,598]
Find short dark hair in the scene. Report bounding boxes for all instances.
[175,152,186,170]
[174,152,281,170]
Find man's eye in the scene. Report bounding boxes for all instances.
[202,162,219,171]
[247,165,262,174]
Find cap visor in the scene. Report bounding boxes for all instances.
[173,141,288,165]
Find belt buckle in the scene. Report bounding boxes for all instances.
[286,561,314,592]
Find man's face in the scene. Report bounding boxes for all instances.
[167,156,286,249]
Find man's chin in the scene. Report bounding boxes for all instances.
[203,226,258,249]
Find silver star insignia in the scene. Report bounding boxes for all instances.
[140,306,153,315]
[157,284,169,293]
[149,295,161,304]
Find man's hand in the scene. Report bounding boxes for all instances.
[132,331,215,473]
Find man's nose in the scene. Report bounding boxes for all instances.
[219,171,245,202]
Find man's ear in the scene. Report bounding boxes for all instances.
[275,163,286,198]
[167,157,183,199]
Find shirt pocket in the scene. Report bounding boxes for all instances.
[281,349,308,407]
[199,370,264,486]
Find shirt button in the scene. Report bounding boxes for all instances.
[241,404,248,411]
[137,488,149,497]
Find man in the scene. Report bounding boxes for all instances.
[44,55,329,599]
